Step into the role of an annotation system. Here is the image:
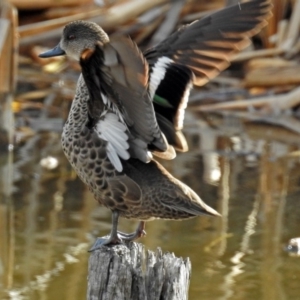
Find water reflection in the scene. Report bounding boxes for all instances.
[1,114,300,300]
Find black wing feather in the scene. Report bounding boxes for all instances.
[145,0,272,151]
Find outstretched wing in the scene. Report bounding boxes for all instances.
[79,38,175,169]
[145,0,272,150]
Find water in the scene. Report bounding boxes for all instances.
[1,114,300,300]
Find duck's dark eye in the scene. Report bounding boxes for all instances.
[68,35,76,40]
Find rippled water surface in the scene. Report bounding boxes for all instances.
[1,114,300,300]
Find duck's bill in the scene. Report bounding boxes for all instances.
[39,44,66,58]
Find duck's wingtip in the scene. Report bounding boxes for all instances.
[201,201,221,217]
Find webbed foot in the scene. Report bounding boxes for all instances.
[88,221,146,251]
[117,221,146,242]
[88,234,123,251]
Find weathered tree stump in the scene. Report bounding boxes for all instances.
[87,242,191,300]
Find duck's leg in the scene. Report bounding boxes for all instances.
[117,221,146,242]
[89,211,123,251]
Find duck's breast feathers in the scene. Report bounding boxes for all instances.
[144,0,272,86]
[79,38,169,154]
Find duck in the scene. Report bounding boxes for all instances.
[39,0,271,248]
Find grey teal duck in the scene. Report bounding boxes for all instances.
[39,0,272,248]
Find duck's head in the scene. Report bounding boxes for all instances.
[39,20,109,61]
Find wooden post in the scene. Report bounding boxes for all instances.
[87,242,191,300]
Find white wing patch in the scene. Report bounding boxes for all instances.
[149,56,173,99]
[176,80,193,130]
[101,92,108,105]
[95,112,130,172]
[100,92,126,124]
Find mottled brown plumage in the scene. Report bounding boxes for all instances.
[39,0,272,247]
[62,75,217,220]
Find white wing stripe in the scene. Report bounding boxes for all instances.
[95,112,130,172]
[107,144,122,172]
[149,56,173,99]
